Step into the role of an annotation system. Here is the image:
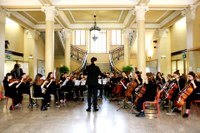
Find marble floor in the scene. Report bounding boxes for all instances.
[0,96,200,133]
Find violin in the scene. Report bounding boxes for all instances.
[9,79,20,83]
[175,83,193,108]
[125,81,137,98]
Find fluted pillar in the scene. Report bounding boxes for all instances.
[123,29,131,66]
[134,5,148,79]
[42,6,56,76]
[0,9,6,86]
[63,28,71,70]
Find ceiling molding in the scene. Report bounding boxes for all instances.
[34,24,63,31]
[57,11,71,28]
[10,11,35,28]
[69,24,125,29]
[160,10,182,28]
[131,24,160,29]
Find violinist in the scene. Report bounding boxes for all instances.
[135,72,157,117]
[16,73,33,105]
[170,70,186,112]
[32,73,48,111]
[156,72,166,90]
[3,73,22,110]
[41,72,59,108]
[182,71,200,118]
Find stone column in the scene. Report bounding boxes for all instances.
[42,6,56,76]
[24,30,40,78]
[182,5,196,72]
[158,28,171,76]
[63,28,71,70]
[0,9,6,86]
[134,5,148,79]
[123,29,131,66]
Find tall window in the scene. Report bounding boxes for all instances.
[112,30,122,45]
[90,30,107,53]
[74,30,85,45]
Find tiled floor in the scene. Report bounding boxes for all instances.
[0,96,200,133]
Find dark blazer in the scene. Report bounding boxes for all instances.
[84,64,102,86]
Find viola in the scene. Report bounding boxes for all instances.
[125,81,137,98]
[165,82,178,100]
[134,84,146,105]
[175,83,193,108]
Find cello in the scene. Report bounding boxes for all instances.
[134,84,146,105]
[165,81,178,100]
[175,83,193,108]
[113,79,126,94]
[125,81,137,98]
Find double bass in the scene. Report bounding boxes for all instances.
[165,81,178,100]
[175,83,193,108]
[125,81,137,98]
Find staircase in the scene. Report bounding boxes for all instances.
[109,46,124,73]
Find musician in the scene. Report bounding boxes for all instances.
[135,72,157,117]
[79,74,87,101]
[58,72,69,103]
[41,72,59,108]
[171,70,186,112]
[84,57,103,112]
[16,73,33,105]
[133,71,143,87]
[156,72,166,90]
[32,73,48,111]
[3,73,22,110]
[182,71,200,118]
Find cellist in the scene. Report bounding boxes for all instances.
[182,71,200,118]
[135,72,157,117]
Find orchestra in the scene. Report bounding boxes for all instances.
[2,63,200,118]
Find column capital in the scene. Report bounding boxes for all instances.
[62,28,72,34]
[181,5,196,22]
[158,28,169,38]
[133,5,149,21]
[0,8,10,24]
[41,6,57,22]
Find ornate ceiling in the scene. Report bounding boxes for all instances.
[0,0,200,31]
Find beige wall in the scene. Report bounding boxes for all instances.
[5,18,24,53]
[170,18,187,52]
[193,6,200,48]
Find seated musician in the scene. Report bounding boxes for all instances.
[3,73,23,110]
[170,70,186,112]
[135,72,157,117]
[32,73,48,111]
[131,71,143,100]
[156,72,166,90]
[79,74,87,101]
[58,72,68,103]
[182,71,200,118]
[41,72,59,108]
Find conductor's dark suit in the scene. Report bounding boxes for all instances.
[84,63,102,109]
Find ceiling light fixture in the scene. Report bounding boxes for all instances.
[90,15,101,41]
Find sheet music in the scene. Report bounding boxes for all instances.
[74,80,81,86]
[61,79,69,87]
[80,80,86,86]
[98,79,102,84]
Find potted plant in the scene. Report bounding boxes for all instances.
[59,65,69,74]
[122,65,134,75]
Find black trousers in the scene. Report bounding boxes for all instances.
[185,92,200,109]
[87,85,98,109]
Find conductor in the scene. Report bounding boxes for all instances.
[84,57,102,112]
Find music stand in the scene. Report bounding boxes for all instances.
[116,81,130,111]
